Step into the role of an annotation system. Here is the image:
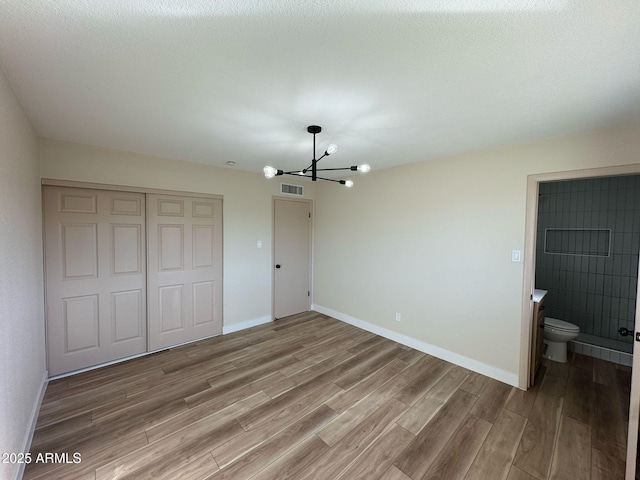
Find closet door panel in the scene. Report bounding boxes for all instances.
[44,187,147,376]
[112,289,144,343]
[147,195,222,350]
[63,295,99,352]
[111,224,143,275]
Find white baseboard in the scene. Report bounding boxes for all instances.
[16,369,48,480]
[312,304,518,387]
[223,315,272,335]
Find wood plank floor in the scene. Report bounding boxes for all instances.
[24,312,631,480]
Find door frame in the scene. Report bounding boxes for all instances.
[271,196,313,320]
[519,164,640,478]
[627,255,640,479]
[42,178,223,200]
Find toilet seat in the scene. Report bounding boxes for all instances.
[544,317,579,333]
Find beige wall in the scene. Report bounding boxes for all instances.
[0,69,46,480]
[313,120,640,385]
[40,138,314,331]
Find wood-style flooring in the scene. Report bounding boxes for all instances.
[25,312,631,480]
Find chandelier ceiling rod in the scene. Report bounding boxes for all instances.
[263,125,370,187]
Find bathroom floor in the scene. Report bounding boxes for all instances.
[25,312,631,480]
[524,351,631,479]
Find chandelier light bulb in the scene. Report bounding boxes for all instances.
[326,144,338,155]
[264,166,277,178]
[357,164,371,173]
[345,180,354,188]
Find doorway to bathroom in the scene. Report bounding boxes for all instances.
[535,176,639,366]
[520,164,640,478]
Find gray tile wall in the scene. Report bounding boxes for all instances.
[535,175,640,347]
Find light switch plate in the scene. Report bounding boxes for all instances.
[512,250,521,262]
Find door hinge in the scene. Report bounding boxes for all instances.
[636,332,640,342]
[308,291,310,296]
[308,212,311,218]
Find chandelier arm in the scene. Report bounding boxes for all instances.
[313,176,344,183]
[314,167,354,172]
[283,172,317,179]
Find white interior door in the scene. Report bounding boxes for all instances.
[625,255,640,479]
[273,198,311,319]
[44,186,147,376]
[147,194,223,351]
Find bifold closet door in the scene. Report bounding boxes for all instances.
[44,187,147,376]
[147,195,223,351]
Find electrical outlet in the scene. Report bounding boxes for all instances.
[257,240,262,249]
[395,312,401,322]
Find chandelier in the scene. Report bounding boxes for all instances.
[264,125,370,187]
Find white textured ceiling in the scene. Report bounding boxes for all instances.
[1,1,639,175]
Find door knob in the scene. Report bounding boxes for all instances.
[275,264,281,269]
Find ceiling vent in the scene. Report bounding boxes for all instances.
[280,183,304,196]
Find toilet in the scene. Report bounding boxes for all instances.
[543,317,580,363]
